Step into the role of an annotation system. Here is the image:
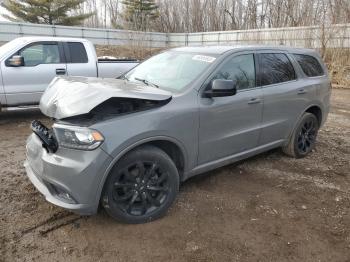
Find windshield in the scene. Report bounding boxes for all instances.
[124,51,218,92]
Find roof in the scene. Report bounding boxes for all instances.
[171,45,316,55]
[13,36,89,43]
[0,36,92,60]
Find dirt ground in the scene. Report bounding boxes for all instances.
[0,89,349,262]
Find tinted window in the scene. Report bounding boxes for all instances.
[294,54,324,77]
[211,54,255,90]
[67,42,88,63]
[260,53,296,86]
[20,43,60,66]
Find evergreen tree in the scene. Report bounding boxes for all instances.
[1,0,94,26]
[122,0,159,31]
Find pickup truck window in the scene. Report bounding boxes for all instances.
[67,42,88,63]
[19,43,61,66]
[210,54,256,90]
[259,53,296,86]
[125,51,217,92]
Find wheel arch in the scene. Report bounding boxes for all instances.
[305,105,322,126]
[95,136,188,205]
[285,104,323,145]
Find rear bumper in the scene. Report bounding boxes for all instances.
[24,133,113,215]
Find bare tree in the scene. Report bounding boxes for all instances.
[149,0,349,33]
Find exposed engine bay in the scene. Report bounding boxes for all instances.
[58,97,171,125]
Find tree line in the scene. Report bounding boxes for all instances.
[2,0,350,32]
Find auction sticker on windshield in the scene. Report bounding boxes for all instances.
[192,55,216,63]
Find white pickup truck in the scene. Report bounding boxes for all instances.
[0,37,138,109]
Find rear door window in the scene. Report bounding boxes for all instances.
[293,54,324,77]
[67,42,88,63]
[259,53,296,86]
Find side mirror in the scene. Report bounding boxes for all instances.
[7,55,24,67]
[204,79,237,98]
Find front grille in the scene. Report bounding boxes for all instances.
[31,120,58,153]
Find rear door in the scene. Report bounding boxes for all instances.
[1,41,66,106]
[198,52,263,164]
[257,51,316,145]
[64,42,97,77]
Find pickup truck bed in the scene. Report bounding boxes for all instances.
[97,59,138,78]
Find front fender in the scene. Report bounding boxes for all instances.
[94,135,188,206]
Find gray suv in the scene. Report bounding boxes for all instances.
[25,46,331,223]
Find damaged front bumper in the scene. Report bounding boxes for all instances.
[24,160,94,214]
[25,131,113,215]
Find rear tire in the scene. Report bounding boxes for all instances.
[282,113,319,158]
[102,145,179,224]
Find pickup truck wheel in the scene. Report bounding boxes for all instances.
[102,145,179,224]
[282,113,319,158]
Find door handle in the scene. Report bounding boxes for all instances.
[247,98,262,104]
[56,68,66,75]
[297,89,307,95]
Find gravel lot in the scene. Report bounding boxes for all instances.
[0,89,349,262]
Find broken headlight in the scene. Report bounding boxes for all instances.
[53,124,104,151]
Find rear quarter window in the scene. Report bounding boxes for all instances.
[293,54,324,77]
[67,42,88,63]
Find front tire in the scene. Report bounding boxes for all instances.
[102,145,179,224]
[282,113,319,158]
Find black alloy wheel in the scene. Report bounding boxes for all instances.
[102,145,179,223]
[112,161,170,216]
[297,117,317,154]
[282,112,319,158]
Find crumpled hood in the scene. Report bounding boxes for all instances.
[40,76,172,119]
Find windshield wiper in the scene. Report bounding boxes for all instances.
[134,77,159,88]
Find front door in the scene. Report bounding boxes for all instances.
[2,41,66,106]
[198,53,263,164]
